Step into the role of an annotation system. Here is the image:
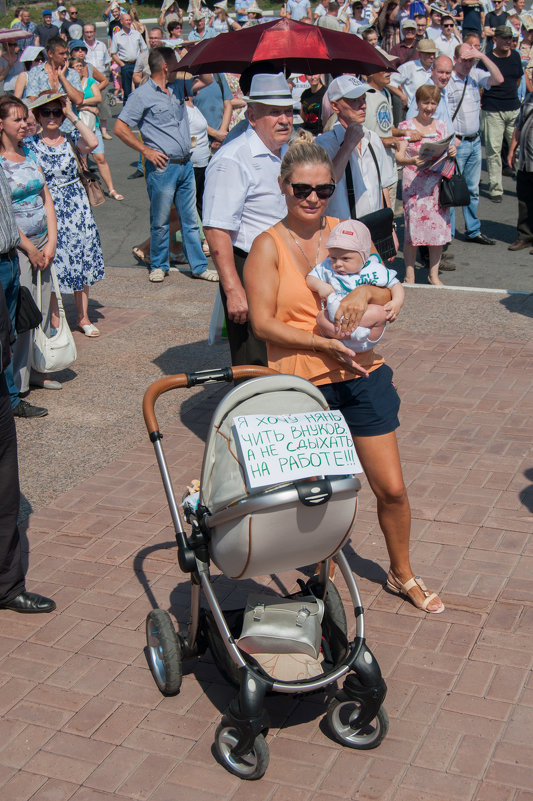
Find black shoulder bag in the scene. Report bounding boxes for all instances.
[439,78,470,207]
[344,142,396,261]
[15,286,42,335]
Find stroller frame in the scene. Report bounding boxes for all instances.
[143,366,388,780]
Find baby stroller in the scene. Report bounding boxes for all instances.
[142,366,388,780]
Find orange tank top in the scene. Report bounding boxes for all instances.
[265,218,385,386]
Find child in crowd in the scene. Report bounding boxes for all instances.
[110,61,123,102]
[306,220,404,352]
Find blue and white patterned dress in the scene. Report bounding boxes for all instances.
[26,134,105,293]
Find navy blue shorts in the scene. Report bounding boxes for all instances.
[318,364,400,437]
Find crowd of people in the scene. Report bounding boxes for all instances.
[1,2,533,617]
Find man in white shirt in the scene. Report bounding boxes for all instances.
[448,42,503,244]
[203,73,293,367]
[285,0,312,21]
[110,11,146,100]
[434,14,463,58]
[83,22,111,74]
[390,38,437,107]
[405,55,455,132]
[314,0,330,20]
[317,1,346,29]
[133,27,163,86]
[315,75,396,220]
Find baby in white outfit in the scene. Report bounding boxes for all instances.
[306,220,404,352]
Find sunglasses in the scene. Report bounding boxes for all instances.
[443,23,454,27]
[290,182,336,200]
[39,108,63,118]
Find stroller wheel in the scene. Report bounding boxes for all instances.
[146,609,183,696]
[214,722,269,780]
[107,96,117,107]
[327,692,389,750]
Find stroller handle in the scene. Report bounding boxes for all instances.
[143,366,276,436]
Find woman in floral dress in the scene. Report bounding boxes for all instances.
[396,84,456,286]
[27,92,105,337]
[0,94,58,394]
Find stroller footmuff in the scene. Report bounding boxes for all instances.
[142,367,388,780]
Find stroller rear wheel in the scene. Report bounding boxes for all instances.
[327,691,389,749]
[214,720,269,780]
[146,609,183,696]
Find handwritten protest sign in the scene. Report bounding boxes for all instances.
[233,411,362,489]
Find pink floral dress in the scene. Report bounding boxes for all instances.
[399,118,451,247]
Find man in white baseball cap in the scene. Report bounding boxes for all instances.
[316,75,395,221]
[203,72,294,368]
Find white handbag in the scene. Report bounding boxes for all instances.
[79,109,97,132]
[32,267,77,374]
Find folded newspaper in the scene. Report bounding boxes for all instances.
[418,133,454,160]
[418,133,455,178]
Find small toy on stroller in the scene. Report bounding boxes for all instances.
[142,366,388,780]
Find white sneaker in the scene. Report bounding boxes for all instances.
[149,268,165,283]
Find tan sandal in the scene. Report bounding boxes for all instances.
[386,570,444,614]
[132,247,150,266]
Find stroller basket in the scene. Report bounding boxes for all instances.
[142,367,388,781]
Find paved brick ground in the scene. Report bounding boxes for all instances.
[1,268,532,801]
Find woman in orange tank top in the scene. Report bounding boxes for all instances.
[244,136,444,614]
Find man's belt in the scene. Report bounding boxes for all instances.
[0,248,17,260]
[456,132,480,142]
[167,155,190,165]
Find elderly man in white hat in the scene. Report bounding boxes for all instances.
[315,75,395,221]
[203,72,294,368]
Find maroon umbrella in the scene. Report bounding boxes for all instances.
[178,18,394,76]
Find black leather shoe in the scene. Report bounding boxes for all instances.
[0,591,56,613]
[467,234,495,245]
[488,195,503,203]
[13,400,48,418]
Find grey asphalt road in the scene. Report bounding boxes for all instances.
[93,105,533,293]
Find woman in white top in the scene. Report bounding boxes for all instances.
[209,2,241,33]
[186,100,210,218]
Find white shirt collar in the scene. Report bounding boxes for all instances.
[246,125,283,159]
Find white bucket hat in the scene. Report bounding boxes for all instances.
[245,72,293,106]
[247,1,263,14]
